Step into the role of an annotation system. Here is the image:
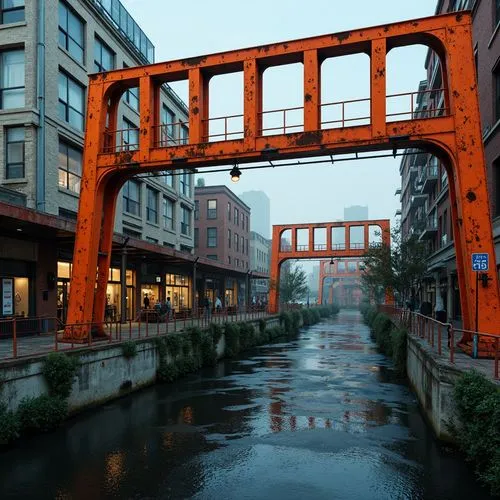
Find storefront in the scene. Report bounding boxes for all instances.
[0,259,34,317]
[141,282,160,309]
[58,262,135,322]
[165,273,191,311]
[225,278,238,307]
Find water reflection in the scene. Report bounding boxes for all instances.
[0,311,493,499]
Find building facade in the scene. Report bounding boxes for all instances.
[194,185,251,307]
[399,0,499,322]
[239,190,271,239]
[0,0,205,321]
[344,205,368,221]
[249,230,270,303]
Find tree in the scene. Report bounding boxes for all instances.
[279,263,309,304]
[361,227,429,305]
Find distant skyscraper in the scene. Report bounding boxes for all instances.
[239,191,271,239]
[344,205,369,221]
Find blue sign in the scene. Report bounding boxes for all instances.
[472,253,489,272]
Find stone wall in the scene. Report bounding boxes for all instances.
[0,317,278,414]
[406,334,463,441]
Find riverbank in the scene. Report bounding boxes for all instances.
[0,310,490,499]
[361,304,500,496]
[0,306,338,447]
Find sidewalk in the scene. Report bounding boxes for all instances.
[0,311,271,362]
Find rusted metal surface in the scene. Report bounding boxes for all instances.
[268,220,390,313]
[66,12,499,340]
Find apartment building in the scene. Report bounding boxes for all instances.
[0,0,197,320]
[399,0,499,321]
[249,230,270,303]
[194,185,251,306]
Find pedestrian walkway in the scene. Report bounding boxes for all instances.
[0,310,271,362]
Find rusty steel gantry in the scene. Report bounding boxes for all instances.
[65,11,499,341]
[317,258,365,306]
[269,219,391,311]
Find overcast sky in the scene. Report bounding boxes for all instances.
[121,0,436,254]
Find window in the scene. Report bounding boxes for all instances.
[161,105,175,144]
[207,255,218,260]
[228,202,231,221]
[121,117,139,150]
[235,258,239,268]
[194,200,199,220]
[0,49,24,109]
[207,227,217,247]
[162,196,174,230]
[338,262,346,273]
[228,256,231,264]
[228,229,231,248]
[207,199,217,219]
[58,72,84,130]
[495,63,500,122]
[123,180,141,216]
[58,141,82,192]
[234,233,239,251]
[246,238,249,255]
[146,187,158,224]
[240,236,244,253]
[1,0,24,24]
[347,262,357,272]
[146,237,158,244]
[162,171,173,188]
[241,212,244,229]
[180,170,191,197]
[5,127,24,179]
[123,63,139,111]
[194,228,199,248]
[58,2,84,63]
[94,37,114,72]
[181,206,191,236]
[234,207,239,225]
[180,124,188,145]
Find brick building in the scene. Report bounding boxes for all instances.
[194,185,251,306]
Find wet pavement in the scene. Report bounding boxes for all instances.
[0,310,492,499]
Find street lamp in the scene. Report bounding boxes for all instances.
[230,165,241,183]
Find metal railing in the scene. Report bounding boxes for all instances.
[378,305,499,380]
[100,88,448,151]
[0,307,271,362]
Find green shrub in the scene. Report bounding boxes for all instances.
[291,310,302,331]
[209,323,223,344]
[224,323,240,357]
[181,336,192,357]
[301,308,312,326]
[372,313,393,355]
[258,318,266,334]
[0,402,20,445]
[18,395,67,434]
[239,322,256,350]
[279,312,292,333]
[391,328,407,375]
[200,332,218,366]
[311,309,321,324]
[188,327,202,348]
[157,363,179,383]
[451,371,500,495]
[42,353,79,399]
[166,335,182,358]
[267,325,286,340]
[121,341,138,359]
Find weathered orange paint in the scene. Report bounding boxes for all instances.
[66,12,500,341]
[317,258,365,305]
[269,220,390,312]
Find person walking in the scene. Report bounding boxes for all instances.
[143,294,150,309]
[215,296,222,313]
[204,296,211,319]
[165,296,172,321]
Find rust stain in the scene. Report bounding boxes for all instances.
[305,93,312,102]
[334,31,351,42]
[182,55,207,66]
[466,190,477,202]
[294,131,323,146]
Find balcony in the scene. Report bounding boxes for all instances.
[410,193,427,210]
[419,218,438,240]
[394,188,401,196]
[419,164,439,194]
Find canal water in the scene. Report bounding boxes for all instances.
[0,311,492,499]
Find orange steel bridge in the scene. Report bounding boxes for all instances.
[65,12,499,341]
[318,258,365,306]
[269,219,390,311]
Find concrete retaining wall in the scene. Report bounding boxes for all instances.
[0,317,279,414]
[406,334,463,441]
